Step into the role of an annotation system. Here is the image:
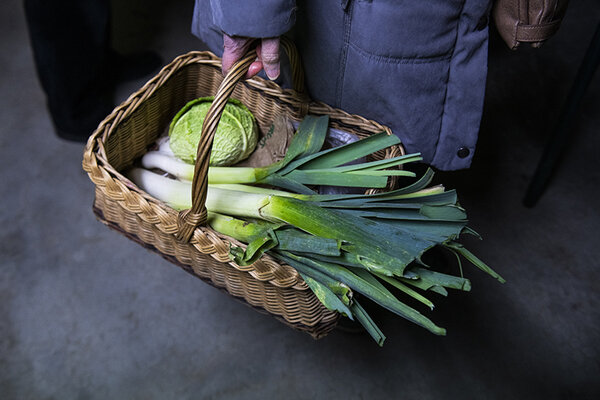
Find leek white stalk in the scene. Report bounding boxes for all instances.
[129,168,271,220]
[141,151,266,184]
[128,168,191,210]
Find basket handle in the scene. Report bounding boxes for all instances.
[176,37,306,242]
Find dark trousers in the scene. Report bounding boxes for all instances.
[24,0,114,140]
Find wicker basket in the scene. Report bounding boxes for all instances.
[82,39,405,339]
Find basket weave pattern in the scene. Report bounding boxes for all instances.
[83,49,404,338]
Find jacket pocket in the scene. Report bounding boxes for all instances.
[350,0,465,60]
[339,44,451,163]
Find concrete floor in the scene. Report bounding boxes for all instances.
[1,1,599,399]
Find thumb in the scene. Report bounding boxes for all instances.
[222,34,253,75]
[258,37,280,80]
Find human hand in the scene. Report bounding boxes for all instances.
[222,34,280,80]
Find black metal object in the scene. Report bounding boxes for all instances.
[523,22,600,208]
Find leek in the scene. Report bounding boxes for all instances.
[128,168,472,278]
[125,113,505,345]
[142,115,416,192]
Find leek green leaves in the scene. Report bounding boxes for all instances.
[128,108,505,345]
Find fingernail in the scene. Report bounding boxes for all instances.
[265,66,280,80]
[247,63,262,78]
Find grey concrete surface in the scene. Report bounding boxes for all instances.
[1,1,599,399]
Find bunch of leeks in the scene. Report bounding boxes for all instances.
[128,114,504,346]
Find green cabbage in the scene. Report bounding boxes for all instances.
[168,97,258,166]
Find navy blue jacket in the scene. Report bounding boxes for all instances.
[192,0,492,170]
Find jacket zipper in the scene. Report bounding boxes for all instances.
[335,0,354,107]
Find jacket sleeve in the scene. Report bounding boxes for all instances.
[210,0,296,38]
